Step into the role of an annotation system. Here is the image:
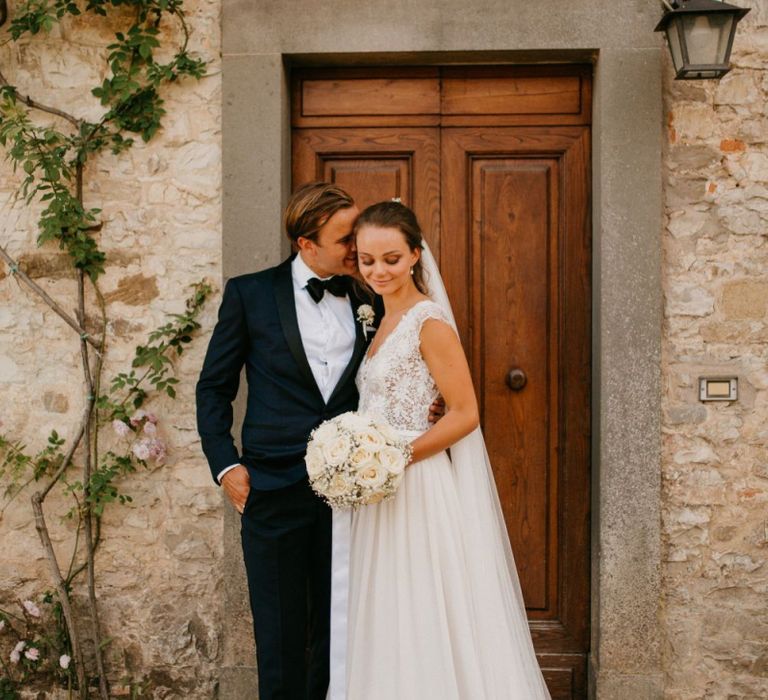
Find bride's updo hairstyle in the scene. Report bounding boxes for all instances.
[353,200,429,295]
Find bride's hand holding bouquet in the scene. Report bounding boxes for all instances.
[305,412,412,509]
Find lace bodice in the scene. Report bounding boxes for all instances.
[356,300,452,432]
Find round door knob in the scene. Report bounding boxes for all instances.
[506,368,527,391]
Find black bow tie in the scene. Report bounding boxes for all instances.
[305,276,350,303]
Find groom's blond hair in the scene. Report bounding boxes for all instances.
[284,182,355,248]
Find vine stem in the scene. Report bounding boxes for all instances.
[0,245,101,351]
[31,491,88,699]
[75,160,108,700]
[40,422,85,500]
[0,66,82,128]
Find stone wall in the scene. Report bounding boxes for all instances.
[661,2,768,698]
[2,0,767,697]
[0,1,223,696]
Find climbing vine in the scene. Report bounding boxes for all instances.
[0,1,210,697]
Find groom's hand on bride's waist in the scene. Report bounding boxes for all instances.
[429,397,446,424]
[221,465,250,514]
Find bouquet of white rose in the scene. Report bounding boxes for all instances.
[305,411,413,509]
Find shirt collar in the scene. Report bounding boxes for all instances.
[292,252,334,288]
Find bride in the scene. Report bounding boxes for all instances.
[334,200,551,699]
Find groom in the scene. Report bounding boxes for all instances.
[196,182,372,700]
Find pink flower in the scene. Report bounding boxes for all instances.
[146,412,158,424]
[148,438,167,464]
[143,421,157,436]
[23,600,40,618]
[25,647,39,661]
[59,654,71,669]
[112,419,132,438]
[131,439,151,462]
[129,409,147,427]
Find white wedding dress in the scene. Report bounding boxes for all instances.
[344,298,551,699]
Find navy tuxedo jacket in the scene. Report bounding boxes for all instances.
[196,256,379,489]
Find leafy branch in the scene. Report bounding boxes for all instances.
[102,280,212,418]
[0,1,211,697]
[0,282,212,696]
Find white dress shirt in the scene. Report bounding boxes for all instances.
[291,253,357,400]
[217,253,356,482]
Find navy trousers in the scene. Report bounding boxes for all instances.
[240,478,332,700]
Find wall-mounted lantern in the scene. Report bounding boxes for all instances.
[655,0,751,79]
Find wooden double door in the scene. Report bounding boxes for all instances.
[292,66,592,699]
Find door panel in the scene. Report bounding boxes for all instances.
[442,127,591,695]
[292,67,591,700]
[470,156,558,612]
[292,128,440,253]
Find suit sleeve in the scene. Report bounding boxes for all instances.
[196,278,249,482]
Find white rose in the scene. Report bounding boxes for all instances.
[129,409,147,427]
[112,419,131,438]
[312,475,330,493]
[340,413,371,432]
[349,446,374,472]
[322,434,351,466]
[326,473,352,498]
[356,304,375,324]
[10,640,25,664]
[22,600,41,618]
[59,654,71,669]
[131,439,151,462]
[312,420,340,444]
[357,427,385,450]
[358,464,387,489]
[378,446,408,475]
[305,445,326,479]
[360,491,387,505]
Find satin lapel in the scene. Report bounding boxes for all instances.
[327,293,368,405]
[274,259,324,401]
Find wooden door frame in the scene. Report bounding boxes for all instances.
[291,85,593,693]
[220,49,664,700]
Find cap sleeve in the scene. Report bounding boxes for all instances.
[409,300,455,337]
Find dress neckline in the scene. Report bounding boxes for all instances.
[364,299,432,364]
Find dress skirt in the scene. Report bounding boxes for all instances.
[346,444,550,700]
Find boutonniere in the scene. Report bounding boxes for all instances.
[356,304,376,339]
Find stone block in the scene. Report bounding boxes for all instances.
[666,281,715,317]
[717,204,763,234]
[42,391,69,413]
[664,403,707,425]
[720,139,747,153]
[0,353,22,383]
[668,143,720,171]
[666,209,709,238]
[104,274,160,306]
[715,72,761,106]
[742,152,768,182]
[720,280,768,320]
[673,103,719,142]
